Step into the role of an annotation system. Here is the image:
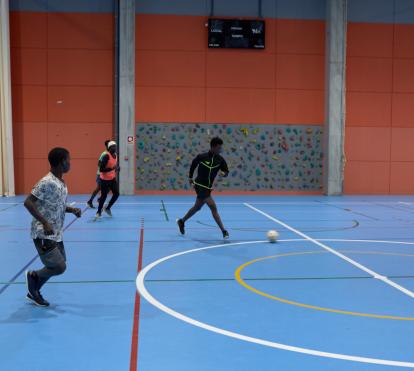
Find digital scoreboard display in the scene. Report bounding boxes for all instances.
[208,19,265,49]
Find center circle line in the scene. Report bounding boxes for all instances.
[136,239,414,368]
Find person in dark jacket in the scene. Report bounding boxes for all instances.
[177,137,230,239]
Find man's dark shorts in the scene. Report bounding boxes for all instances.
[194,185,211,200]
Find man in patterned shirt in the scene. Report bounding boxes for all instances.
[24,148,82,307]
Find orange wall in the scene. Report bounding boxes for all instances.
[135,15,325,126]
[10,11,114,194]
[12,11,414,195]
[345,23,414,194]
[11,12,325,194]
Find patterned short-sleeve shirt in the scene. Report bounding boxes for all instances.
[30,172,68,242]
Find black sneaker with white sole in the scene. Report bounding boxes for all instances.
[37,291,50,306]
[26,292,50,307]
[222,230,229,239]
[25,271,38,297]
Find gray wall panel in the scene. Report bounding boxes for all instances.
[277,0,326,20]
[135,0,319,19]
[9,0,47,12]
[10,0,114,12]
[395,0,414,24]
[348,0,394,23]
[135,0,209,16]
[212,0,262,18]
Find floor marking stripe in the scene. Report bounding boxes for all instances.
[244,203,414,300]
[160,200,169,221]
[130,219,144,371]
[136,240,414,368]
[235,250,414,320]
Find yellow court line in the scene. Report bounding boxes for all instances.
[235,250,414,321]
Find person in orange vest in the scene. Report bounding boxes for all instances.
[95,141,120,219]
[87,139,110,209]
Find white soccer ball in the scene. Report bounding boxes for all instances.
[267,230,279,243]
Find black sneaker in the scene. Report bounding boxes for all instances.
[87,200,95,209]
[177,219,185,235]
[26,292,49,307]
[37,291,50,306]
[25,271,38,297]
[222,230,229,240]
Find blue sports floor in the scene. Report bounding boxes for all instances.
[1,195,414,370]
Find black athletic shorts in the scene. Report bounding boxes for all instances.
[194,185,211,200]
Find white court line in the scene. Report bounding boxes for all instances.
[244,203,414,300]
[279,239,414,246]
[136,240,414,368]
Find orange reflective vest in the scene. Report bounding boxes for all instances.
[100,152,117,181]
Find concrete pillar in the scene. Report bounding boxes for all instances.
[324,0,347,195]
[118,0,135,195]
[0,0,15,196]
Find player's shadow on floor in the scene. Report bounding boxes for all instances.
[0,304,62,323]
[0,302,131,323]
[189,238,233,245]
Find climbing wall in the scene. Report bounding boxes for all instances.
[136,123,323,191]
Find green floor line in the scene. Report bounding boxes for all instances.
[0,204,20,212]
[145,275,414,283]
[160,199,169,221]
[3,275,413,286]
[0,279,135,285]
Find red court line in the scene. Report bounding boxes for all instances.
[130,219,144,371]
